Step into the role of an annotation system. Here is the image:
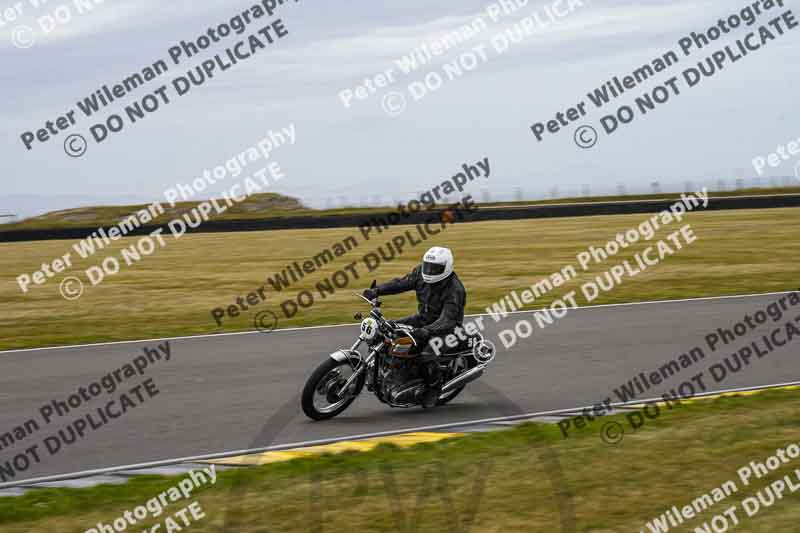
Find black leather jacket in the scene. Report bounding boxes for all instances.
[375,266,466,337]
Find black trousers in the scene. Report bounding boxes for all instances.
[415,334,471,387]
[407,325,469,388]
[416,345,442,387]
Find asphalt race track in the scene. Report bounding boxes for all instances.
[1,292,798,484]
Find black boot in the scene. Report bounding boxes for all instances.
[421,382,442,409]
[421,363,443,409]
[418,349,442,409]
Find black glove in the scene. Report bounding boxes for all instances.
[362,288,378,300]
[411,328,431,346]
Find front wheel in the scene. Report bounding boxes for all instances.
[302,358,365,421]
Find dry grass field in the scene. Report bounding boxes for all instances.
[0,207,797,350]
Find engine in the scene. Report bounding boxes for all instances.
[379,356,426,405]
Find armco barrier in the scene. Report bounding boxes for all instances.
[1,193,799,243]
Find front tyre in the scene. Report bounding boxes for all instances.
[302,358,364,421]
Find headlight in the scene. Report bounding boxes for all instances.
[360,317,378,341]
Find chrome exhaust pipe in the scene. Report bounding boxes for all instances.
[441,365,485,393]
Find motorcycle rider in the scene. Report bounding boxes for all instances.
[362,246,466,408]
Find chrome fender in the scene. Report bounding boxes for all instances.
[330,349,361,365]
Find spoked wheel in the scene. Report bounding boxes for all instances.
[437,357,468,406]
[302,358,365,421]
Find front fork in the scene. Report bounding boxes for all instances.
[337,338,376,397]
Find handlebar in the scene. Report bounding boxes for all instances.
[353,292,417,346]
[354,292,375,306]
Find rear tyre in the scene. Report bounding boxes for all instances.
[302,358,364,421]
[436,356,470,406]
[436,385,465,406]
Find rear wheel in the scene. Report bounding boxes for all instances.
[302,358,364,421]
[436,357,468,406]
[436,385,465,405]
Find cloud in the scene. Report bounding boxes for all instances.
[215,1,717,85]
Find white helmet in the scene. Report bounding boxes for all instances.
[421,246,454,284]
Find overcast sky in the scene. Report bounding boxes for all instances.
[2,0,799,213]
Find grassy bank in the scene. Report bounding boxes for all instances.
[4,187,799,232]
[1,207,798,350]
[3,388,800,531]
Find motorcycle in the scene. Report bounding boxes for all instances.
[301,285,496,421]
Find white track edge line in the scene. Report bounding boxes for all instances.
[2,290,796,355]
[3,379,799,490]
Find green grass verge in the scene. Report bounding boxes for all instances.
[3,388,800,532]
[1,207,798,350]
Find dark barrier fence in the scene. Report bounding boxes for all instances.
[2,193,799,243]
